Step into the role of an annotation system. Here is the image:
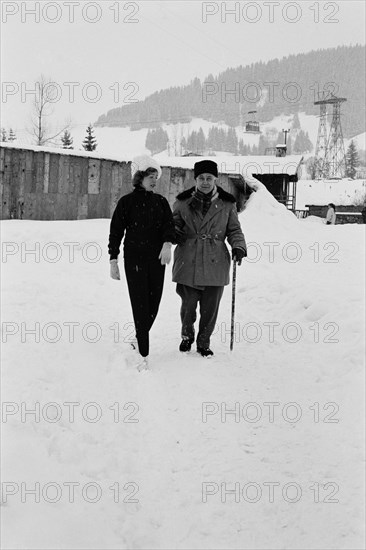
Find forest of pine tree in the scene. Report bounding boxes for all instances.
[96,45,365,139]
[146,124,314,156]
[145,128,169,155]
[1,128,17,142]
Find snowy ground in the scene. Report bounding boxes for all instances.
[1,186,365,549]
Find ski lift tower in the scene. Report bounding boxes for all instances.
[314,93,347,179]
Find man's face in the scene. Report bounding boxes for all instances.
[196,173,216,194]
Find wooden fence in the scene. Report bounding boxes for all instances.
[0,146,241,220]
[305,204,365,224]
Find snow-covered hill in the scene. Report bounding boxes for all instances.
[8,113,365,162]
[1,184,364,549]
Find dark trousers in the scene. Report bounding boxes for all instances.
[124,257,165,357]
[176,283,224,348]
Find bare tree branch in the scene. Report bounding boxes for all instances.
[27,75,72,146]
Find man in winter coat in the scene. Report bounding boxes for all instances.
[172,159,247,357]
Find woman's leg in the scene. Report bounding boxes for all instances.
[124,257,150,357]
[146,258,166,331]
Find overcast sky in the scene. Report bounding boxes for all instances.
[1,0,365,133]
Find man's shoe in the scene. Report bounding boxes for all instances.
[197,346,214,357]
[179,337,194,352]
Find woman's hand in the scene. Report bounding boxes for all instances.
[110,259,120,280]
[159,242,172,265]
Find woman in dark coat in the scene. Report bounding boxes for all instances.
[108,156,175,370]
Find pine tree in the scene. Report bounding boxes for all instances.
[293,130,313,153]
[238,139,245,155]
[207,127,218,151]
[292,112,301,129]
[157,128,169,152]
[145,129,153,153]
[293,132,303,153]
[306,157,318,179]
[82,124,97,151]
[346,140,359,179]
[1,128,7,142]
[61,129,74,149]
[187,131,198,153]
[8,128,16,141]
[196,128,206,154]
[258,135,270,155]
[180,136,187,155]
[303,131,313,153]
[226,127,238,154]
[218,128,226,151]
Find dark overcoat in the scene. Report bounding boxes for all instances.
[172,186,246,288]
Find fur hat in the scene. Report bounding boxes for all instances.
[194,159,218,179]
[131,155,162,179]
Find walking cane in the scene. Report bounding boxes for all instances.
[230,259,237,351]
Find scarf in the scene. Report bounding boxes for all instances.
[191,185,218,216]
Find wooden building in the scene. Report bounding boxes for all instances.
[0,144,303,220]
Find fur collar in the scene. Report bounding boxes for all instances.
[176,185,236,203]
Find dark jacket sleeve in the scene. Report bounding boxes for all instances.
[172,200,186,245]
[108,198,127,260]
[161,197,176,244]
[226,204,247,252]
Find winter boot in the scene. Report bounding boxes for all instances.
[197,346,214,358]
[179,337,194,352]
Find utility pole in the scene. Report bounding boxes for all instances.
[282,128,290,145]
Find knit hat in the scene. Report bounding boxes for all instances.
[131,155,162,179]
[194,160,218,179]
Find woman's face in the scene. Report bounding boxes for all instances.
[141,170,159,192]
[196,173,216,194]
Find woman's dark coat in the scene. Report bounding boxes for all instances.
[108,187,175,260]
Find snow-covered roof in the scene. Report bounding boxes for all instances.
[0,142,132,163]
[0,143,303,177]
[152,153,303,177]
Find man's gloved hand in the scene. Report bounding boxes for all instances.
[110,259,120,280]
[159,242,172,265]
[232,247,246,266]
